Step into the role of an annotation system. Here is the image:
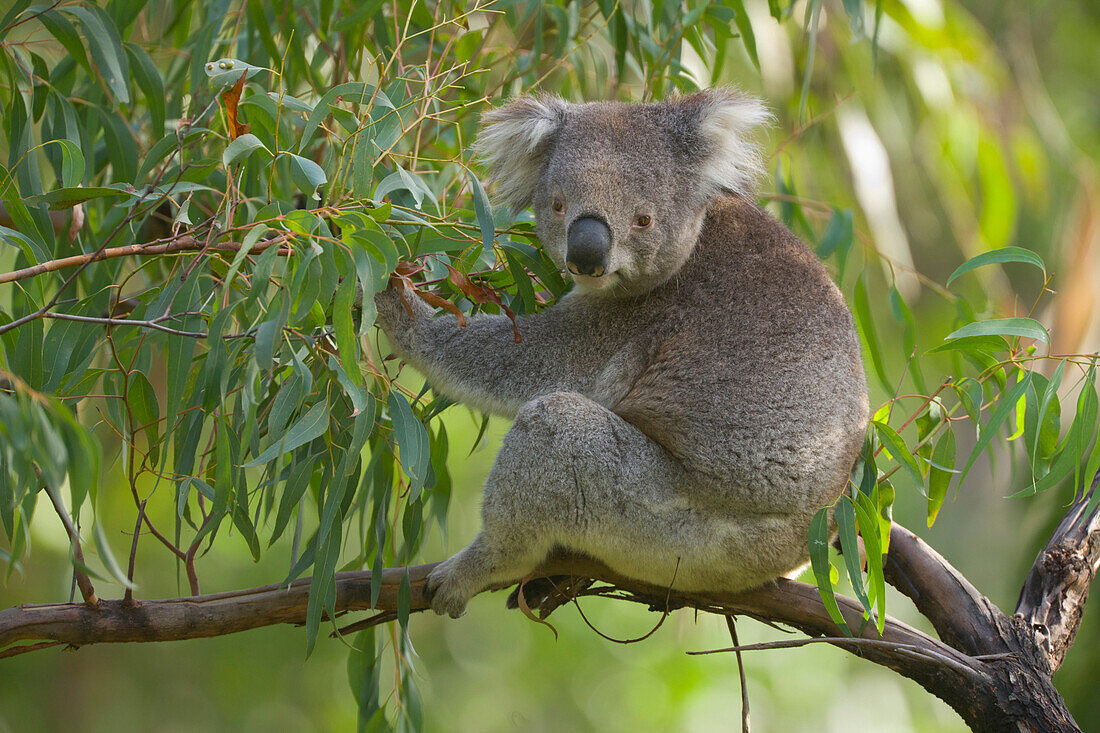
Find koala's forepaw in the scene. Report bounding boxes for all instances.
[425,555,475,619]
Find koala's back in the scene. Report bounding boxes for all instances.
[613,196,868,514]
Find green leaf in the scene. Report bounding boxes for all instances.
[244,400,330,467]
[853,274,891,393]
[126,370,160,459]
[65,6,130,104]
[946,247,1046,289]
[808,507,850,636]
[467,169,495,253]
[926,429,956,527]
[1013,367,1097,498]
[958,372,1033,488]
[288,153,327,195]
[927,334,1009,355]
[47,139,85,188]
[1030,360,1065,463]
[945,318,1049,346]
[374,168,434,210]
[730,1,760,72]
[334,250,362,385]
[23,185,137,210]
[297,82,387,152]
[816,208,853,258]
[853,491,886,634]
[348,629,383,733]
[842,0,864,34]
[387,392,430,498]
[94,520,134,589]
[872,421,923,485]
[835,496,871,615]
[203,57,267,87]
[222,133,271,167]
[953,377,984,428]
[306,528,342,656]
[36,9,91,74]
[126,42,165,138]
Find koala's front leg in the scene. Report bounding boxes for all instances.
[375,285,603,417]
[425,391,687,617]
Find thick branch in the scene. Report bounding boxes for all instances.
[884,523,1008,656]
[0,554,967,684]
[4,478,1098,733]
[0,546,1083,731]
[1015,474,1100,674]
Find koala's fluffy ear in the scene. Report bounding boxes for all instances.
[682,89,771,199]
[475,95,569,213]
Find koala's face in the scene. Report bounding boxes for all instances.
[476,91,769,297]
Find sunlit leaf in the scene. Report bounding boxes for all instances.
[945,318,1049,346]
[872,420,923,485]
[926,429,956,527]
[946,246,1046,288]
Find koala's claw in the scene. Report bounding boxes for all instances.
[425,557,473,618]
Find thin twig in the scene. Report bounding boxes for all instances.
[688,635,985,680]
[43,485,98,607]
[726,615,751,733]
[44,312,208,338]
[123,501,147,606]
[0,641,63,659]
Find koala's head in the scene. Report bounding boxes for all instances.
[475,90,770,297]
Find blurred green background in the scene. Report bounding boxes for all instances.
[2,0,1100,731]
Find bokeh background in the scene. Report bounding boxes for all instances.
[2,0,1099,731]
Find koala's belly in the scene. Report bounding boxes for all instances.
[614,346,866,514]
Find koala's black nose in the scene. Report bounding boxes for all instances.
[566,217,611,278]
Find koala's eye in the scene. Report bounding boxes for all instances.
[632,214,653,229]
[552,199,565,215]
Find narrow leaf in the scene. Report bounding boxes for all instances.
[872,421,923,484]
[926,429,956,527]
[945,318,1049,346]
[946,246,1046,288]
[244,400,330,467]
[808,507,851,636]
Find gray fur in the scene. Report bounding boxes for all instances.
[375,90,868,618]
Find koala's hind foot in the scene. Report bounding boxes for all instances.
[425,391,688,617]
[425,533,547,618]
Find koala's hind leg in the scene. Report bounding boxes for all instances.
[425,390,687,618]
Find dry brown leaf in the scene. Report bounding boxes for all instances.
[220,72,251,139]
[445,264,522,342]
[414,288,467,326]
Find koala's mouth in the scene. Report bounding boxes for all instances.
[571,270,620,292]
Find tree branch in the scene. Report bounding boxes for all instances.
[884,523,1008,656]
[0,550,989,720]
[0,234,290,285]
[1015,473,1100,674]
[3,473,1099,733]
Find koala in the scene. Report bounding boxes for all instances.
[375,89,869,618]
